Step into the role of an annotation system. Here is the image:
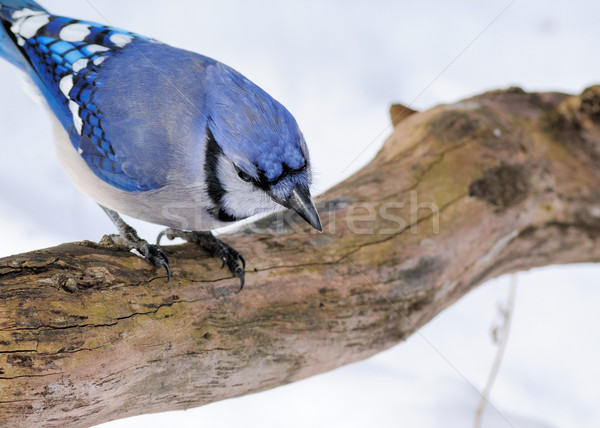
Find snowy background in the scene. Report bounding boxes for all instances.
[1,0,599,427]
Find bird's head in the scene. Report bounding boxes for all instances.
[202,62,321,231]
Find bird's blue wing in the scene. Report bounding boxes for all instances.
[0,5,165,192]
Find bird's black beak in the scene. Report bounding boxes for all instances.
[282,185,322,232]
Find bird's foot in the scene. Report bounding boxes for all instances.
[138,240,171,281]
[158,229,246,290]
[108,232,171,281]
[99,205,171,281]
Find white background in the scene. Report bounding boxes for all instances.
[1,1,599,427]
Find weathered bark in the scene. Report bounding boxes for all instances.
[2,86,600,427]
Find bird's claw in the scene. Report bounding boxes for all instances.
[217,245,246,291]
[157,229,246,290]
[156,228,178,245]
[140,242,171,282]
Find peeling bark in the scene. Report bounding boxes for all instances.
[1,86,600,427]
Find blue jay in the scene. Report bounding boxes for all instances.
[0,0,322,289]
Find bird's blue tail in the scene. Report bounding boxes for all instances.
[0,0,47,69]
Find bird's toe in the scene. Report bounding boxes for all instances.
[140,242,171,282]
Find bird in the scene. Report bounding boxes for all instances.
[0,0,322,289]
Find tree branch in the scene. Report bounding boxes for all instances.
[2,86,600,427]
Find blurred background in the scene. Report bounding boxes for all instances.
[1,1,599,427]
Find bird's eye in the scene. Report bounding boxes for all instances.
[238,170,253,183]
